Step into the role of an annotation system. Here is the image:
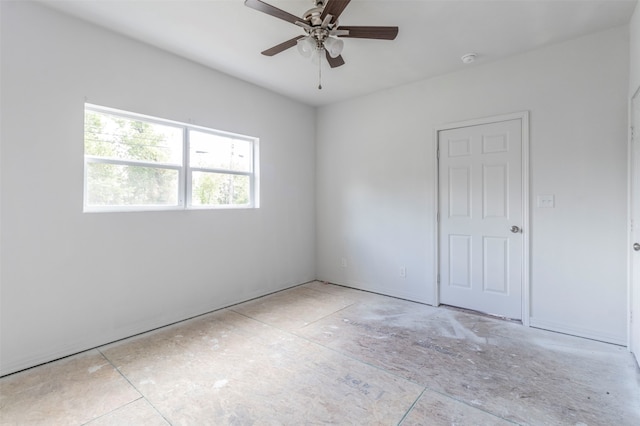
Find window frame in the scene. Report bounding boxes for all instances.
[83,104,258,212]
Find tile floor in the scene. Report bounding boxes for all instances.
[1,281,639,425]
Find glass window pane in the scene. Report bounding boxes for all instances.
[85,110,183,165]
[86,163,179,207]
[190,130,252,172]
[191,172,250,206]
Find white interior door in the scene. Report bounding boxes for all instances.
[631,91,640,367]
[439,118,523,320]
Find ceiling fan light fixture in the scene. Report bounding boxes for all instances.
[311,46,323,65]
[245,0,399,87]
[296,36,315,58]
[324,36,344,58]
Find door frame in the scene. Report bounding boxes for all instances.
[628,86,640,358]
[433,111,530,326]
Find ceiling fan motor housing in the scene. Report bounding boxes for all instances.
[303,6,325,27]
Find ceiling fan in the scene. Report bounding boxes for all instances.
[244,0,398,88]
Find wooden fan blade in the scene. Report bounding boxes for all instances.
[325,51,345,68]
[261,36,306,56]
[338,26,399,40]
[245,0,302,25]
[320,0,351,24]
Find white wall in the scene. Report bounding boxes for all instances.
[0,1,316,375]
[317,27,630,344]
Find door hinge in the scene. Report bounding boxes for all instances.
[437,274,440,284]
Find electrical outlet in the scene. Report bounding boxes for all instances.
[341,258,347,268]
[399,266,406,278]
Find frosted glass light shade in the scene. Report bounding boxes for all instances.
[296,36,315,58]
[311,47,322,65]
[324,37,344,58]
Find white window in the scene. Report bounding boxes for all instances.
[84,104,258,212]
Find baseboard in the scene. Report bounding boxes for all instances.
[529,317,626,346]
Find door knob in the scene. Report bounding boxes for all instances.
[634,243,640,252]
[510,226,521,233]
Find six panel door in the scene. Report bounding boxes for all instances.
[439,119,523,319]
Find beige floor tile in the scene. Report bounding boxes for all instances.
[401,390,513,426]
[297,295,640,425]
[86,398,169,425]
[0,350,140,425]
[101,308,423,425]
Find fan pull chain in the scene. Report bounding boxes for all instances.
[318,48,322,90]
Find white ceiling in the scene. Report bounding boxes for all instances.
[40,0,637,106]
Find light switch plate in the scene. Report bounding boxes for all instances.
[537,194,555,208]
